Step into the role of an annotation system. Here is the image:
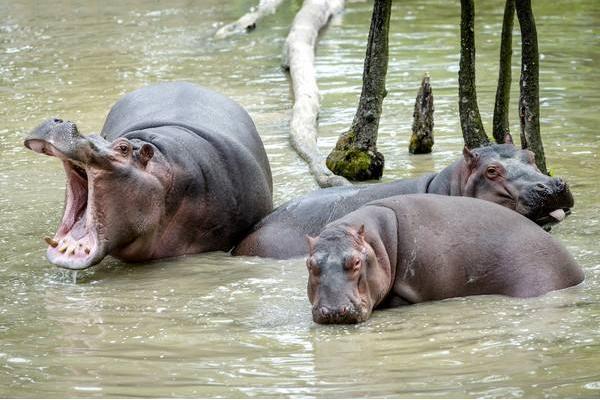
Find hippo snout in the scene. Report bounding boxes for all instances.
[532,178,570,199]
[312,303,365,324]
[534,177,574,208]
[24,118,83,157]
[519,176,574,227]
[24,119,112,166]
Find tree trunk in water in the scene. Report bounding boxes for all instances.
[283,0,350,187]
[516,0,547,174]
[492,0,514,144]
[459,0,490,148]
[326,0,391,181]
[409,74,434,154]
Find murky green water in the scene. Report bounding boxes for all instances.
[1,0,599,397]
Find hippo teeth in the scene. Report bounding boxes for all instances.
[45,160,102,270]
[549,209,566,222]
[44,237,59,247]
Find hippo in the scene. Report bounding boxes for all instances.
[24,82,273,270]
[306,194,584,324]
[233,141,574,259]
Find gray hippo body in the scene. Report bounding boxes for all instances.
[234,144,573,259]
[307,194,585,324]
[25,82,272,269]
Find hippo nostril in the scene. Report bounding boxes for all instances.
[53,118,63,124]
[553,178,566,191]
[534,183,547,192]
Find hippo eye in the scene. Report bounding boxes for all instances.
[115,143,129,156]
[346,256,361,272]
[486,166,498,178]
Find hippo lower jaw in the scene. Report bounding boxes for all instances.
[531,208,571,230]
[45,161,106,270]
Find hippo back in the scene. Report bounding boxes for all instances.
[367,194,584,298]
[100,82,270,183]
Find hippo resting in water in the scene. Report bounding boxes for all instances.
[24,82,273,270]
[307,194,584,324]
[234,143,574,259]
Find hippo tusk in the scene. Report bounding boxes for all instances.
[549,209,566,222]
[44,237,59,247]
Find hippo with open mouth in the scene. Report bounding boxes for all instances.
[306,194,584,325]
[234,140,574,259]
[25,82,273,270]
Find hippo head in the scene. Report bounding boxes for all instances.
[459,141,573,228]
[306,225,388,325]
[24,118,166,270]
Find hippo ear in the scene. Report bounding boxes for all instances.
[504,132,514,145]
[357,224,366,242]
[463,146,479,169]
[138,144,154,167]
[306,235,317,254]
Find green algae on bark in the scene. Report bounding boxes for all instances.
[326,0,391,181]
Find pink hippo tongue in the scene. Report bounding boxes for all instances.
[549,209,566,222]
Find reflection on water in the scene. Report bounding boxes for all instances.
[1,0,599,397]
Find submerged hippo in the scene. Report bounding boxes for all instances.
[307,194,584,324]
[234,142,574,259]
[25,82,273,270]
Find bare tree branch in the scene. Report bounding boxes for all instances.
[216,0,285,39]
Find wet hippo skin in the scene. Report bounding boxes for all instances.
[306,194,584,324]
[25,82,273,270]
[234,144,574,259]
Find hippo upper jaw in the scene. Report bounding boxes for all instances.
[45,161,107,270]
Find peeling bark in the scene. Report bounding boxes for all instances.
[409,74,435,154]
[516,0,547,174]
[493,0,514,144]
[326,0,391,181]
[459,0,490,148]
[215,0,285,39]
[283,0,350,187]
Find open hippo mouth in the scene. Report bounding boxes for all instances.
[24,119,107,270]
[43,160,105,270]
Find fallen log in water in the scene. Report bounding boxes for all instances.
[282,0,350,188]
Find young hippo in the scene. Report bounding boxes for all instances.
[234,141,574,259]
[306,194,584,324]
[25,82,272,270]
